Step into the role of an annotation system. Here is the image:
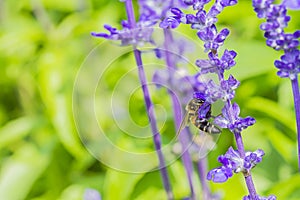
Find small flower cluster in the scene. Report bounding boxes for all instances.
[207,147,264,183]
[195,49,237,74]
[252,0,300,79]
[193,74,239,103]
[160,1,236,53]
[215,102,256,134]
[138,0,186,22]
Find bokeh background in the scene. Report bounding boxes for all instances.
[1,0,300,199]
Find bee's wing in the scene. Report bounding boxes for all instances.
[175,111,190,139]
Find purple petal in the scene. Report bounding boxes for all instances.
[91,32,110,38]
[207,167,231,183]
[214,115,229,128]
[198,102,211,118]
[84,189,101,200]
[282,0,300,10]
[159,17,180,29]
[231,103,241,119]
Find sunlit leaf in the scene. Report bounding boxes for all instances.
[0,144,49,200]
[103,170,144,200]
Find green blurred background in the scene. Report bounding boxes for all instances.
[1,0,300,199]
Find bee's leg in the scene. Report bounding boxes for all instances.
[209,113,223,119]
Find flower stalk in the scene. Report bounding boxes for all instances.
[291,77,300,170]
[197,158,211,200]
[124,0,173,198]
[163,28,196,199]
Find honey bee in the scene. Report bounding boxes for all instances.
[176,98,221,138]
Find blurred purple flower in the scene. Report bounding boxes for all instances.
[91,21,155,46]
[83,189,101,200]
[282,0,300,10]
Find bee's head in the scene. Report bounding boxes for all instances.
[192,98,205,105]
[193,92,206,103]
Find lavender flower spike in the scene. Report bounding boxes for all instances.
[252,0,300,171]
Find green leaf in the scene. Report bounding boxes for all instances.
[58,184,85,200]
[226,40,280,81]
[268,174,300,199]
[263,120,295,163]
[0,144,49,200]
[246,97,296,133]
[103,170,144,200]
[0,117,37,148]
[133,187,165,200]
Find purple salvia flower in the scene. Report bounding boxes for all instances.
[197,25,230,51]
[214,102,256,133]
[282,0,300,10]
[243,149,265,171]
[138,0,172,21]
[183,0,211,10]
[253,0,300,172]
[195,49,237,74]
[207,147,265,183]
[195,58,219,74]
[159,8,186,28]
[207,165,233,182]
[186,10,213,30]
[171,8,187,22]
[83,189,101,200]
[91,21,155,46]
[252,0,274,18]
[161,0,237,30]
[159,17,180,29]
[274,49,300,79]
[193,75,239,103]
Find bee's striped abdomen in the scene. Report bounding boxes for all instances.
[193,117,221,134]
